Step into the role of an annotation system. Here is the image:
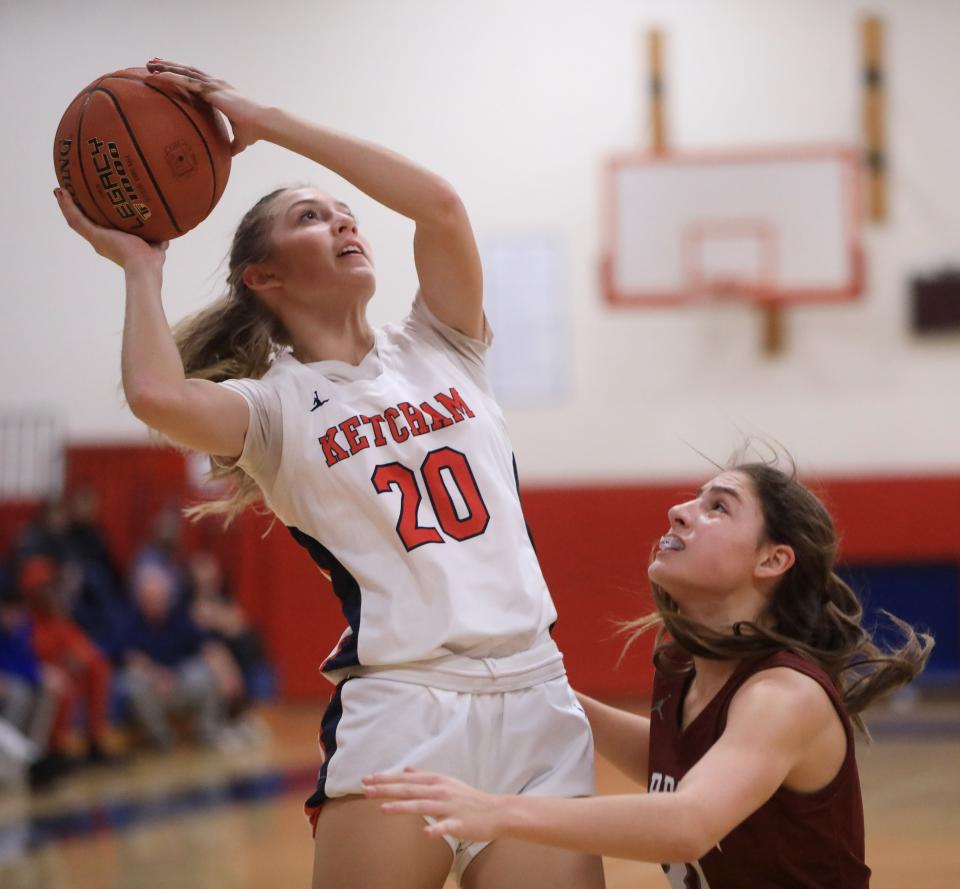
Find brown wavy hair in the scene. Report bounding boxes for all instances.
[171,187,293,525]
[624,461,933,733]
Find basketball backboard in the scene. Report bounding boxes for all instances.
[601,146,863,306]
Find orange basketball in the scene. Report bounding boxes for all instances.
[53,67,231,243]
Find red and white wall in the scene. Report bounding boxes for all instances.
[2,446,956,698]
[3,2,958,696]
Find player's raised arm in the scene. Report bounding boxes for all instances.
[146,59,484,340]
[54,187,249,457]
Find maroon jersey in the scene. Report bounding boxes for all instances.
[647,650,870,888]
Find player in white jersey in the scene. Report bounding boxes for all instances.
[55,59,604,889]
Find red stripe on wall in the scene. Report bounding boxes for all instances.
[1,446,956,698]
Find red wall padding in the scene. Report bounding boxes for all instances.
[2,446,958,699]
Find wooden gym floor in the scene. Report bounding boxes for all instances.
[0,697,957,889]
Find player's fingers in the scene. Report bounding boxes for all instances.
[380,799,444,816]
[363,771,405,784]
[147,59,213,81]
[54,188,89,231]
[154,81,194,104]
[425,819,463,838]
[364,770,442,785]
[146,61,196,81]
[54,185,75,212]
[365,781,438,799]
[147,71,203,97]
[392,769,443,783]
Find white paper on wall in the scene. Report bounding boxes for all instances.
[480,233,570,407]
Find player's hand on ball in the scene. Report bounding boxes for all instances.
[363,768,505,842]
[146,59,264,155]
[54,188,167,270]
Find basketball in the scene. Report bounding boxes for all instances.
[53,67,232,243]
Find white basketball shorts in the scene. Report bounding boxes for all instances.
[304,641,594,884]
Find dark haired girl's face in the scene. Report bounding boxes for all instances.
[261,187,375,301]
[649,470,775,607]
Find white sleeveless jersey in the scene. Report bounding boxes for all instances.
[220,295,557,674]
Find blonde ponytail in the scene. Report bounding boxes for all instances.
[172,187,292,525]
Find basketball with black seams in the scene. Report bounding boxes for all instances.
[53,67,231,243]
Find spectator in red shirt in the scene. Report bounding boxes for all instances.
[19,555,120,765]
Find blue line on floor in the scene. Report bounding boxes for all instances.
[0,764,318,861]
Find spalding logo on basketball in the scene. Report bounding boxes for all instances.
[53,67,231,243]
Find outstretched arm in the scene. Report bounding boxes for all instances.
[147,60,484,340]
[365,669,843,863]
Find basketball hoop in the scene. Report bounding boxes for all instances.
[601,146,863,356]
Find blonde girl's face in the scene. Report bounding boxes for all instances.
[648,470,772,605]
[262,187,375,299]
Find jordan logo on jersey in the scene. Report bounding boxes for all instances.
[317,386,476,468]
[651,694,671,720]
[311,391,329,411]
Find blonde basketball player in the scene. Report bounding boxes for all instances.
[54,60,604,889]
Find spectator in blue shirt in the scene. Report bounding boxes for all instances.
[121,564,230,751]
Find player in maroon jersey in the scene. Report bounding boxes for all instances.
[364,461,932,888]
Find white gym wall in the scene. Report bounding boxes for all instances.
[1,0,957,480]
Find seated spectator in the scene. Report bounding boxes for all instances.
[188,551,273,724]
[18,491,127,667]
[16,499,72,563]
[121,564,231,751]
[65,485,123,593]
[18,555,121,767]
[69,565,129,668]
[65,485,129,663]
[0,581,66,787]
[0,572,42,740]
[0,578,43,785]
[133,506,189,606]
